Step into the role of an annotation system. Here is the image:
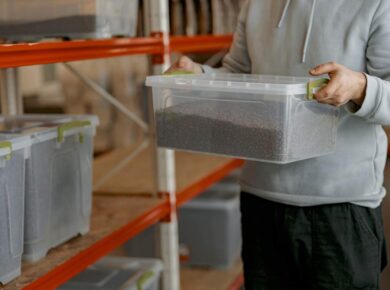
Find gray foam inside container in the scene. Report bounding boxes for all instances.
[156,99,336,162]
[156,101,285,161]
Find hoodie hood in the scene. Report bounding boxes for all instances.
[277,0,318,63]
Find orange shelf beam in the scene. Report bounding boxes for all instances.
[0,35,233,68]
[0,37,164,68]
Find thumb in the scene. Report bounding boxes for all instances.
[177,56,194,70]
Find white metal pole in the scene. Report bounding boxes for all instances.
[0,68,23,115]
[146,1,181,290]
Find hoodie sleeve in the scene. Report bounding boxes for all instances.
[352,0,390,125]
[202,0,251,74]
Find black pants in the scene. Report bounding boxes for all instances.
[241,192,387,290]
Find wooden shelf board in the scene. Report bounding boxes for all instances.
[93,145,244,201]
[181,260,243,290]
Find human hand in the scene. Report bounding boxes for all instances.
[164,56,203,75]
[309,62,367,107]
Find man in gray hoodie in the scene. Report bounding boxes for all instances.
[167,0,390,289]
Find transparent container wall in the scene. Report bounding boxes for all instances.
[0,0,138,40]
[179,191,241,268]
[288,100,338,159]
[153,87,338,163]
[23,134,93,262]
[0,148,25,284]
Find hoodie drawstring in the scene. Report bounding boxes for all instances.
[277,0,317,63]
[277,0,291,28]
[302,0,317,63]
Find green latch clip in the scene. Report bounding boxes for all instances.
[57,120,91,143]
[307,78,329,100]
[0,141,13,160]
[137,271,155,290]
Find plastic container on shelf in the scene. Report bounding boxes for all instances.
[179,189,241,269]
[205,181,240,197]
[0,114,99,262]
[0,135,31,285]
[146,74,340,164]
[58,256,163,290]
[0,0,139,41]
[123,176,241,267]
[123,225,160,259]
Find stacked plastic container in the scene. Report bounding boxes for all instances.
[124,225,160,259]
[0,0,139,41]
[123,171,242,269]
[0,115,98,263]
[146,74,340,163]
[58,256,163,290]
[179,185,241,269]
[0,135,31,285]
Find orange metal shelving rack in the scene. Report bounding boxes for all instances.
[0,33,244,290]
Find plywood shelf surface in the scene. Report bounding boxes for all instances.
[94,145,244,203]
[181,260,243,290]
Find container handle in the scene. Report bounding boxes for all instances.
[307,78,329,100]
[0,141,12,160]
[57,120,91,143]
[137,271,155,290]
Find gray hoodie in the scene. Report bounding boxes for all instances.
[203,0,390,208]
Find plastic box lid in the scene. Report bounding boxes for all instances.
[146,73,324,97]
[0,115,99,144]
[0,134,31,159]
[59,257,163,290]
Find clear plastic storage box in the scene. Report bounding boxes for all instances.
[0,135,31,285]
[58,256,163,290]
[0,115,99,262]
[123,170,241,267]
[179,189,241,269]
[0,0,139,41]
[124,225,160,259]
[146,74,340,163]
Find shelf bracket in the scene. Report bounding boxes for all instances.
[62,62,150,191]
[62,62,149,133]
